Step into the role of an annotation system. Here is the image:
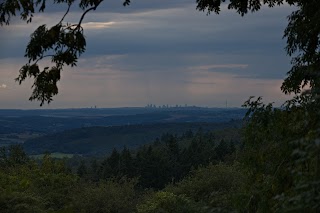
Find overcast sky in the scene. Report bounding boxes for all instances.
[0,1,294,109]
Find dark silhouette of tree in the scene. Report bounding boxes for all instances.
[107,148,121,176]
[98,158,112,179]
[77,160,88,178]
[120,146,135,177]
[7,145,29,166]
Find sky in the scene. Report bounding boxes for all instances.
[0,0,294,109]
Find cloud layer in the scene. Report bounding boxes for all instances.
[0,2,294,108]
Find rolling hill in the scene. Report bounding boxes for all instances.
[23,121,241,155]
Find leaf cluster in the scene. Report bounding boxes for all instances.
[15,22,86,105]
[0,0,127,105]
[196,0,290,15]
[282,0,320,95]
[240,95,320,212]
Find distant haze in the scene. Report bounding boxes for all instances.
[0,2,293,109]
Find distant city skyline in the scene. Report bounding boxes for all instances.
[0,2,293,109]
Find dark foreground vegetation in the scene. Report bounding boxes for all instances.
[1,97,319,212]
[1,127,239,213]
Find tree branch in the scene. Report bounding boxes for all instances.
[59,3,72,24]
[34,54,55,65]
[76,0,103,31]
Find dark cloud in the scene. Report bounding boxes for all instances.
[45,0,193,13]
[0,3,295,108]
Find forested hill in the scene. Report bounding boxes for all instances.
[23,121,241,155]
[0,107,245,134]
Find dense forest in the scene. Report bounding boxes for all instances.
[1,128,240,212]
[1,99,319,213]
[23,121,241,155]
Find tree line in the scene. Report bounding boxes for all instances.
[74,130,237,189]
[0,128,239,212]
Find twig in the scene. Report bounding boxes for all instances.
[59,3,72,24]
[75,0,103,31]
[34,54,55,65]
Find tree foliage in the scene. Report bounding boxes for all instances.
[196,0,320,97]
[165,163,246,212]
[0,145,141,212]
[240,94,320,212]
[137,191,205,213]
[71,178,139,213]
